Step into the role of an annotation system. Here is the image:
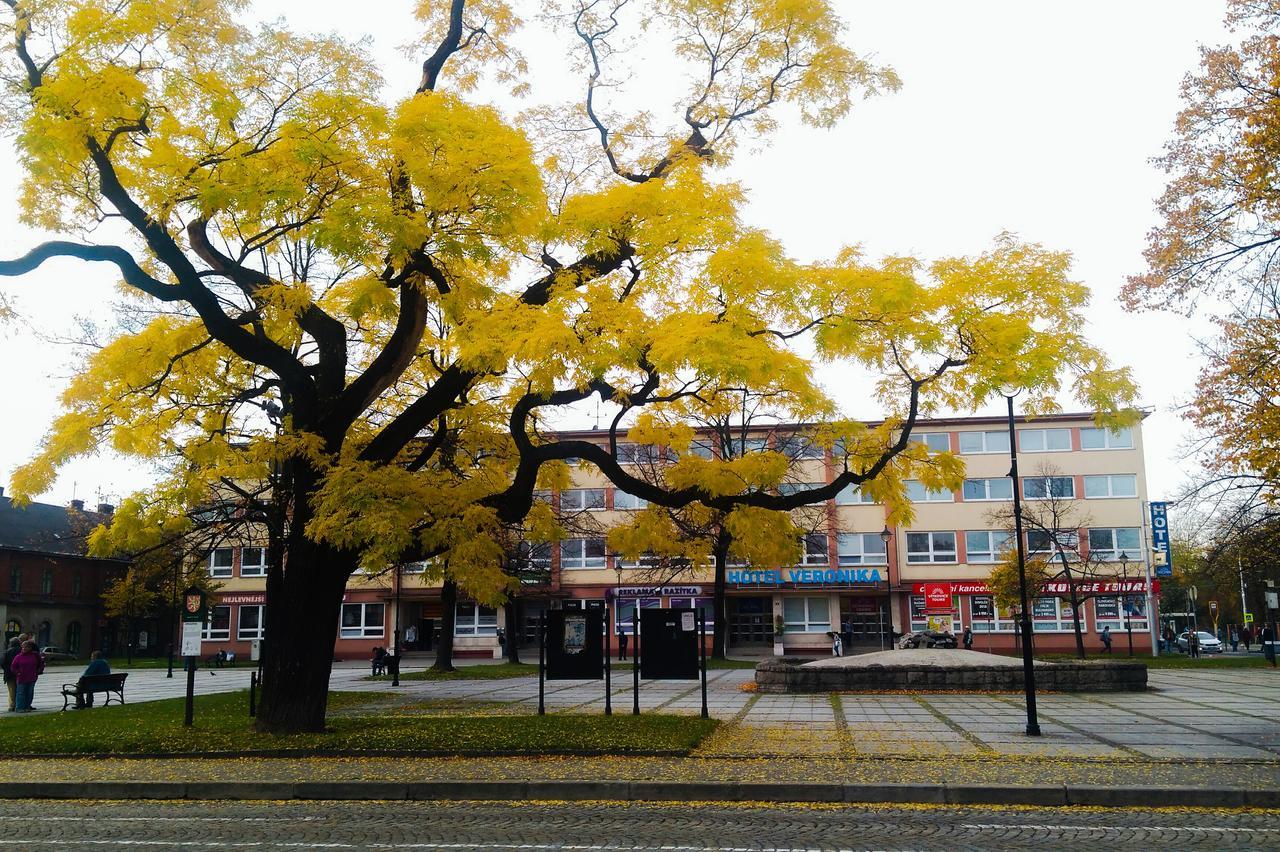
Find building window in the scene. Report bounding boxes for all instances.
[66,621,82,654]
[238,605,265,640]
[1093,595,1148,631]
[1087,527,1142,561]
[208,548,234,579]
[1023,476,1074,499]
[799,533,830,566]
[913,432,951,453]
[782,596,831,633]
[614,598,661,634]
[723,436,768,457]
[1080,426,1133,450]
[906,531,957,563]
[613,490,647,510]
[1027,529,1079,555]
[340,603,384,639]
[1031,596,1077,632]
[962,478,1012,501]
[686,439,717,459]
[240,546,267,577]
[455,602,498,636]
[1019,428,1071,452]
[905,481,953,502]
[965,530,1011,563]
[1083,474,1137,499]
[836,533,887,565]
[514,541,552,579]
[41,568,53,596]
[560,538,607,569]
[202,605,231,641]
[779,482,824,497]
[908,595,962,633]
[71,570,82,597]
[667,597,715,627]
[958,430,1010,454]
[560,488,606,511]
[616,443,658,465]
[835,484,876,504]
[791,439,825,460]
[8,566,18,594]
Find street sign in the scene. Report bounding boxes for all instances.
[181,586,207,623]
[180,621,202,656]
[1209,601,1218,614]
[1267,591,1279,610]
[1149,502,1173,577]
[1245,612,1255,624]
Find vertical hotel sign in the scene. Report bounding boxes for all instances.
[1149,501,1173,578]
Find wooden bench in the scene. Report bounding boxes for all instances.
[60,673,127,710]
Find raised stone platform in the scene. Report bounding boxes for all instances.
[755,649,1146,693]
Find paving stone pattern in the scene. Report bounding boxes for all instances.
[0,799,1277,851]
[9,660,1280,765]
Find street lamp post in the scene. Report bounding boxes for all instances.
[879,525,893,650]
[1003,389,1041,737]
[1119,552,1134,657]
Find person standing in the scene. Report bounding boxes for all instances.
[1189,630,1201,659]
[1,638,20,712]
[1264,624,1277,668]
[617,625,628,661]
[1101,625,1112,654]
[1243,626,1253,652]
[830,630,843,657]
[10,641,44,712]
[1230,627,1240,652]
[404,624,418,652]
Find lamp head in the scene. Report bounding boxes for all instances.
[879,525,893,544]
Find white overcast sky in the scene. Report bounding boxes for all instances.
[0,1,1227,507]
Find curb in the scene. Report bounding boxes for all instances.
[0,781,1275,808]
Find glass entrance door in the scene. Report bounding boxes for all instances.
[728,597,771,645]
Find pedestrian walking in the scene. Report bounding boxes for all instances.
[1230,627,1240,652]
[1,637,20,712]
[1243,626,1253,652]
[370,646,386,676]
[1189,630,1201,659]
[1101,625,1112,654]
[830,630,843,657]
[1264,625,1277,668]
[10,641,43,712]
[962,626,973,651]
[617,625,628,661]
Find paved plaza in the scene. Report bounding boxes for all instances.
[9,658,1278,764]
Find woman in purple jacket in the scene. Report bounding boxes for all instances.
[10,641,44,713]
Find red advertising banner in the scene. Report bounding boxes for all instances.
[921,582,953,612]
[912,580,1160,596]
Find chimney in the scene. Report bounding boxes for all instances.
[97,503,115,515]
[0,486,5,497]
[69,499,85,511]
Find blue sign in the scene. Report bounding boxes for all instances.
[728,568,883,586]
[1150,501,1173,577]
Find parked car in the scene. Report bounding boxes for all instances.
[1175,631,1223,654]
[39,646,77,662]
[899,630,958,649]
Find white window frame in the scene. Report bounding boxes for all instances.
[1027,529,1079,556]
[909,594,962,632]
[454,602,498,636]
[560,538,607,569]
[1093,595,1148,632]
[1030,596,1077,632]
[1086,527,1142,561]
[207,548,233,579]
[612,490,647,510]
[239,546,267,577]
[779,482,825,497]
[958,430,1010,454]
[1083,474,1137,499]
[202,605,231,641]
[616,552,666,569]
[340,603,384,639]
[964,530,1011,564]
[560,488,606,511]
[1019,428,1071,453]
[835,484,876,505]
[906,480,954,502]
[616,443,658,465]
[1023,476,1075,500]
[799,533,830,566]
[962,478,1012,501]
[237,604,265,640]
[913,432,951,453]
[836,533,887,566]
[782,596,831,633]
[905,531,957,563]
[1080,426,1134,450]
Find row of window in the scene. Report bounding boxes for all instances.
[206,546,267,579]
[908,594,1148,634]
[8,566,83,596]
[576,427,1134,465]
[545,472,1138,516]
[199,601,497,642]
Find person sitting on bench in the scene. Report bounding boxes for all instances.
[73,651,111,709]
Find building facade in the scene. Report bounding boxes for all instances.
[192,411,1159,662]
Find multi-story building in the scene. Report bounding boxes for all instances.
[192,411,1159,661]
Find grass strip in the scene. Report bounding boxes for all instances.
[0,690,717,757]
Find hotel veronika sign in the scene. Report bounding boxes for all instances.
[728,568,884,586]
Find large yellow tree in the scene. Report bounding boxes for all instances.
[1,0,1136,732]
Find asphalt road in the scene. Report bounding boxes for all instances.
[0,800,1276,851]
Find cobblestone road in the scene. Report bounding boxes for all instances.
[0,800,1276,851]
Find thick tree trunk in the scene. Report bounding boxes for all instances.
[255,540,352,733]
[432,579,457,672]
[504,598,521,664]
